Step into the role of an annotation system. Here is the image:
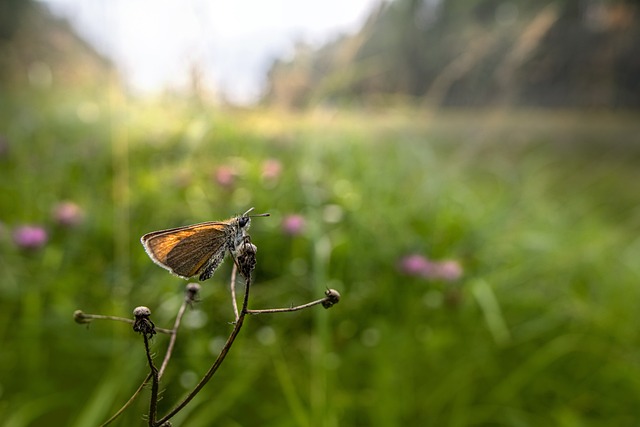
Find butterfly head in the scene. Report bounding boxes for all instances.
[238,216,250,228]
[238,207,270,230]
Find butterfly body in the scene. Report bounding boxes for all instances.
[141,209,268,281]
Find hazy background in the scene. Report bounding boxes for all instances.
[1,1,640,426]
[40,0,381,103]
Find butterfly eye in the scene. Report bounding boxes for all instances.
[239,217,250,228]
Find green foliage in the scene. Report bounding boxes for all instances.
[1,89,640,426]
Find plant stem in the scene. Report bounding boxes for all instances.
[155,265,251,426]
[158,299,188,379]
[76,312,172,334]
[144,333,159,426]
[99,373,152,427]
[246,297,330,314]
[230,262,240,322]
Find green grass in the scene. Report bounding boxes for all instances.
[1,88,640,426]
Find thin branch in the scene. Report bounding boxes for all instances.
[246,289,341,314]
[99,373,152,427]
[143,333,159,426]
[158,299,188,379]
[246,298,328,314]
[74,311,172,334]
[155,265,252,426]
[230,262,240,322]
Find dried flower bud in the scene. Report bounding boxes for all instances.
[185,282,201,304]
[133,306,151,318]
[236,241,258,280]
[322,288,341,309]
[132,306,156,337]
[73,309,92,324]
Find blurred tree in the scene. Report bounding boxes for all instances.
[0,0,31,41]
[262,0,640,109]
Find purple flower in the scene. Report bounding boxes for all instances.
[53,201,84,227]
[398,254,433,277]
[13,225,48,249]
[282,214,306,236]
[398,254,464,281]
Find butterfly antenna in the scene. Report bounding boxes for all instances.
[243,207,269,218]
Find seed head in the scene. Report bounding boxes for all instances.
[322,289,341,309]
[185,282,201,304]
[132,306,156,337]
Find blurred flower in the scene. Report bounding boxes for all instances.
[398,254,433,277]
[261,158,282,181]
[13,225,48,249]
[434,260,464,282]
[53,201,85,227]
[213,165,236,188]
[282,214,306,236]
[398,254,464,281]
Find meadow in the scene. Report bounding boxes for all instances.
[1,88,640,426]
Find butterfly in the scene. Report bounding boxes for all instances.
[141,208,269,281]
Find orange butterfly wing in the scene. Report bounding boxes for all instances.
[141,222,229,279]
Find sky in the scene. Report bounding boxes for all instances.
[40,0,382,104]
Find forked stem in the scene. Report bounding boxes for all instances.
[98,284,196,426]
[155,265,252,426]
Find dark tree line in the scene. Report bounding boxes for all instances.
[263,0,640,109]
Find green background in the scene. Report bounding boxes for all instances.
[2,88,640,426]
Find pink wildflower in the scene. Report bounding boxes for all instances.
[213,165,236,188]
[13,225,48,249]
[434,260,463,282]
[53,201,84,227]
[261,158,283,181]
[398,254,433,277]
[398,254,464,281]
[282,214,306,236]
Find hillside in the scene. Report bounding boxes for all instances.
[0,1,114,91]
[262,0,640,109]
